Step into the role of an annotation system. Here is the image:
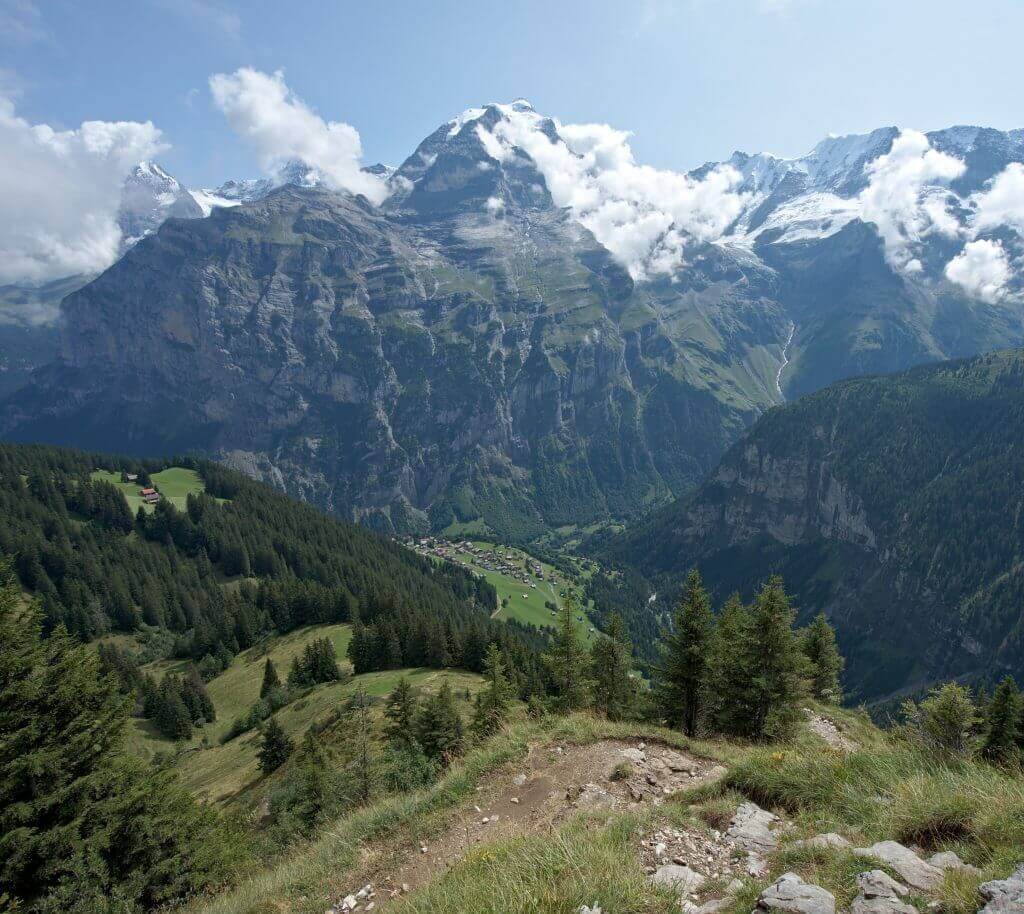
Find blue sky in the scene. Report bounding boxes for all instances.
[2,0,1023,187]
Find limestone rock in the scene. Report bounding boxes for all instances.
[928,851,981,877]
[792,833,853,851]
[978,863,1024,914]
[651,863,707,896]
[854,841,944,891]
[857,870,909,898]
[727,802,779,854]
[755,872,836,914]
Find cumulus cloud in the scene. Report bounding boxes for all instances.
[971,162,1024,234]
[944,239,1011,302]
[479,105,747,279]
[209,68,387,204]
[0,95,165,285]
[858,129,965,270]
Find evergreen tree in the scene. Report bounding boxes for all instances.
[415,680,464,764]
[258,718,294,774]
[0,559,239,910]
[472,644,516,738]
[341,687,375,804]
[802,612,844,704]
[543,592,589,713]
[981,676,1021,762]
[704,594,754,736]
[590,613,635,721]
[746,576,806,740]
[260,658,281,698]
[156,677,194,741]
[384,676,419,744]
[904,682,977,757]
[269,729,343,839]
[654,569,714,736]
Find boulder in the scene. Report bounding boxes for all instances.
[621,747,647,764]
[792,833,853,851]
[857,870,909,898]
[755,872,836,914]
[727,802,779,854]
[854,841,944,892]
[978,863,1024,914]
[575,783,618,809]
[928,851,981,877]
[651,863,707,896]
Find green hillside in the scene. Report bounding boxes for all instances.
[92,466,208,512]
[598,347,1024,702]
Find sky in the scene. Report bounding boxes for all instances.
[3,0,1023,189]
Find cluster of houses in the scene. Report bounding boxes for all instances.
[139,485,161,504]
[407,537,558,590]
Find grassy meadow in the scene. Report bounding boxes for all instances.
[128,623,482,804]
[91,465,209,512]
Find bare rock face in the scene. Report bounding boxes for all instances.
[651,863,706,896]
[755,873,836,914]
[791,833,853,851]
[853,842,944,892]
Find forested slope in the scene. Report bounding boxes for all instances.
[598,348,1024,702]
[0,442,541,678]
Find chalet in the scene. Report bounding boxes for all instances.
[139,487,161,504]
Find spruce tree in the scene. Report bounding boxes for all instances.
[543,592,589,713]
[384,677,419,744]
[260,657,281,698]
[472,644,516,737]
[258,717,294,774]
[415,680,464,764]
[981,676,1021,762]
[590,613,635,721]
[747,576,806,740]
[0,560,238,909]
[156,677,194,741]
[342,687,375,804]
[802,612,844,704]
[654,569,714,736]
[905,682,977,757]
[705,593,754,736]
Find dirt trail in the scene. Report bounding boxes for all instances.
[330,739,726,911]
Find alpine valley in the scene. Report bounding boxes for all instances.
[4,101,1024,703]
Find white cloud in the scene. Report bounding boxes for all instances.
[858,129,965,270]
[478,106,747,279]
[944,239,1011,302]
[209,68,387,205]
[0,95,165,284]
[971,162,1024,234]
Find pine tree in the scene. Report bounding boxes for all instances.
[342,687,376,804]
[704,593,754,736]
[747,576,806,740]
[415,680,464,764]
[543,591,589,713]
[981,676,1021,762]
[802,612,844,704]
[384,676,419,744]
[156,677,194,741]
[272,729,342,837]
[0,559,238,909]
[590,613,635,721]
[654,569,714,736]
[260,658,281,698]
[904,682,977,757]
[472,644,516,737]
[258,717,294,774]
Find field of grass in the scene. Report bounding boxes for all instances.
[129,623,482,804]
[91,465,209,513]
[440,540,596,644]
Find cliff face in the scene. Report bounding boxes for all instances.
[7,180,783,537]
[607,349,1024,701]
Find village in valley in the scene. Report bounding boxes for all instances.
[403,536,599,642]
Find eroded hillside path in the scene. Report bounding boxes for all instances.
[331,739,726,910]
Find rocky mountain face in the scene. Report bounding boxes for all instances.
[4,104,1024,542]
[602,348,1024,702]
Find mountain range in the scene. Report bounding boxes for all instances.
[3,102,1024,542]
